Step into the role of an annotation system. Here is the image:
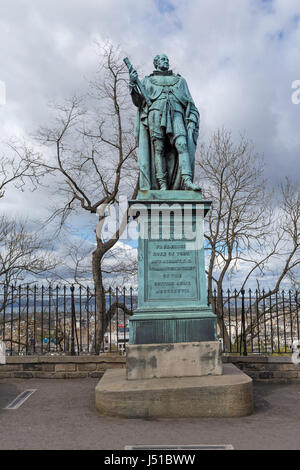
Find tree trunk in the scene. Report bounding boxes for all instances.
[92,245,106,354]
[208,286,231,351]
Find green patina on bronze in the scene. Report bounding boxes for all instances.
[124,54,200,191]
[128,191,217,345]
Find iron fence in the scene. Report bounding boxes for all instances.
[211,288,300,355]
[0,285,299,356]
[0,285,136,356]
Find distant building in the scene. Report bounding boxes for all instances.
[104,323,129,355]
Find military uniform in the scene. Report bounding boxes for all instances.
[130,70,199,190]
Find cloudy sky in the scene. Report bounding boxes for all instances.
[1,0,300,180]
[0,0,299,285]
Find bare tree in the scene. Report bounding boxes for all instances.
[0,140,45,198]
[53,237,137,288]
[0,217,55,286]
[242,177,300,351]
[0,143,58,349]
[280,178,300,292]
[197,128,300,347]
[0,141,57,297]
[31,44,139,352]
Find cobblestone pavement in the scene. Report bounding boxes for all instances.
[0,377,300,450]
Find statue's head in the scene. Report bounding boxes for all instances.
[153,54,169,72]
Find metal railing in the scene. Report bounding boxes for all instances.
[210,289,300,355]
[0,285,299,356]
[0,285,136,356]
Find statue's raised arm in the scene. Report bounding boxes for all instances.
[123,57,151,107]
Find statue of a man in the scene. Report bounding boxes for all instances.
[128,54,200,191]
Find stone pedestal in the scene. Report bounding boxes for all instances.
[95,190,253,418]
[128,190,217,344]
[95,364,253,418]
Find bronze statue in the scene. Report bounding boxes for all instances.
[125,54,201,191]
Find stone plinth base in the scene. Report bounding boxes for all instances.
[130,312,217,344]
[126,341,222,380]
[95,364,253,418]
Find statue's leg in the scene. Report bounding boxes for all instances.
[148,110,168,190]
[174,136,201,191]
[153,139,168,190]
[175,135,192,176]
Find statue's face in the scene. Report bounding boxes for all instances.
[157,55,169,72]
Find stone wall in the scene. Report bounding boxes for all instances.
[0,354,299,382]
[0,355,126,379]
[223,355,300,383]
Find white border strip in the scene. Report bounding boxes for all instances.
[125,444,234,450]
[0,340,5,364]
[4,389,37,410]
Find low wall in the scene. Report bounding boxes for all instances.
[0,355,126,379]
[223,355,300,383]
[0,354,299,382]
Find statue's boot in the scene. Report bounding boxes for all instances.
[182,175,201,192]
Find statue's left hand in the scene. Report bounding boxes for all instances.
[187,121,198,145]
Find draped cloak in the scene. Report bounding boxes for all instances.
[131,72,200,190]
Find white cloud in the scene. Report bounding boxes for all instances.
[1,0,300,178]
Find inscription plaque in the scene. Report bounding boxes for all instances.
[146,239,199,301]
